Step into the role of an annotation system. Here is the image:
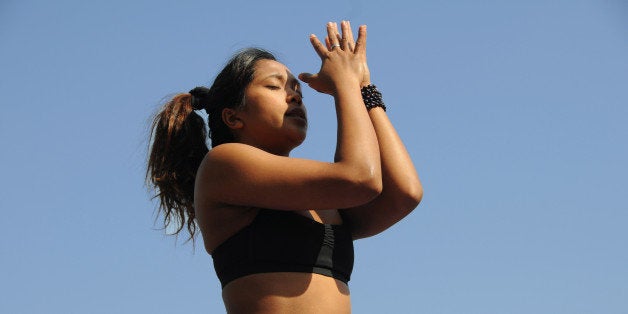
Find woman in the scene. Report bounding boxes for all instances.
[147,21,422,313]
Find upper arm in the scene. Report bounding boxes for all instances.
[197,143,381,211]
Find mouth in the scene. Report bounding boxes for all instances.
[286,107,307,122]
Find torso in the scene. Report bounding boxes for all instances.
[195,201,350,314]
[199,205,344,253]
[222,272,350,314]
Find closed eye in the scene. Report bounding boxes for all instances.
[266,85,281,90]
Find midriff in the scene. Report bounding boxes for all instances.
[222,272,351,314]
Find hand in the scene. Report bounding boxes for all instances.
[325,21,371,87]
[299,21,370,95]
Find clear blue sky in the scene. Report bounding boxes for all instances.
[1,0,627,313]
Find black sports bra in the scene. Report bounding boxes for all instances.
[211,209,354,288]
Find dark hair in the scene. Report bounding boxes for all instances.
[146,48,277,242]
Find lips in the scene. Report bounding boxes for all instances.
[286,107,307,122]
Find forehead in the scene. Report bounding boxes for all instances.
[253,59,295,81]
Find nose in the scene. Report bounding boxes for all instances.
[287,89,303,106]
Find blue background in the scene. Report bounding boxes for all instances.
[1,0,627,313]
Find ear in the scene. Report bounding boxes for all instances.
[221,108,244,130]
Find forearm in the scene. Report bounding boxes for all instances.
[369,107,422,209]
[333,83,381,184]
[339,105,422,239]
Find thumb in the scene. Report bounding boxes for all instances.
[298,72,317,84]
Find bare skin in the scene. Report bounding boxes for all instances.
[311,21,423,239]
[194,21,422,313]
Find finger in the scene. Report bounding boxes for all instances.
[341,21,355,51]
[327,22,340,49]
[354,25,367,55]
[298,73,310,84]
[340,32,349,51]
[334,22,348,50]
[325,36,332,51]
[308,34,327,59]
[298,72,317,84]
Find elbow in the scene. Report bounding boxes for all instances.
[388,178,423,215]
[351,165,383,203]
[363,163,383,198]
[364,173,384,200]
[401,181,423,211]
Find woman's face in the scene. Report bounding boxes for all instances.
[236,59,307,155]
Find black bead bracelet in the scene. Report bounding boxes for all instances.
[361,84,386,111]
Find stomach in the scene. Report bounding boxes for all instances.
[221,272,351,314]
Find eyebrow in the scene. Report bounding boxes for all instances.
[263,73,301,89]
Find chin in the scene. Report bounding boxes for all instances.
[288,130,307,147]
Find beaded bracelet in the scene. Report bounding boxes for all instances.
[361,84,386,111]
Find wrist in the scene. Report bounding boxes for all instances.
[361,84,386,111]
[332,78,362,95]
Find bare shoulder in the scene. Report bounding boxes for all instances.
[197,142,294,188]
[204,142,264,161]
[202,142,288,168]
[195,142,380,212]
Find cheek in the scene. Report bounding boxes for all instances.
[243,101,285,128]
[243,89,289,122]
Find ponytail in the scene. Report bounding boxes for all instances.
[146,93,208,242]
[146,48,277,243]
